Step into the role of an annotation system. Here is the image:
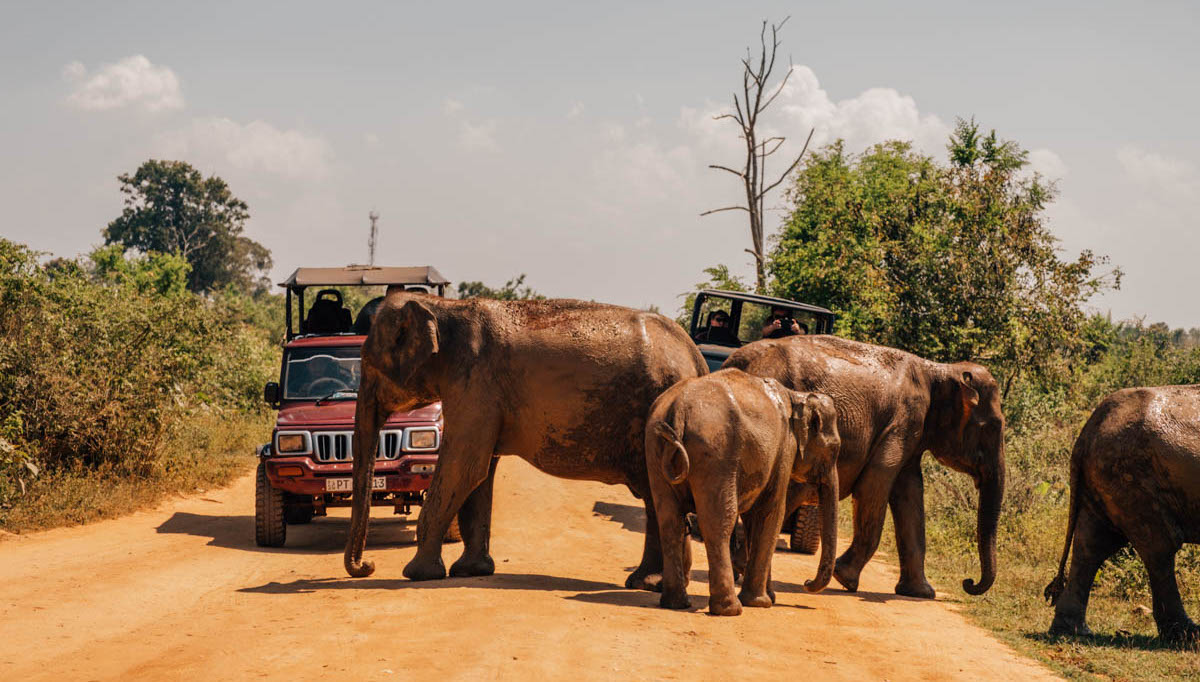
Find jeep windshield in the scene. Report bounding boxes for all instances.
[283,347,361,401]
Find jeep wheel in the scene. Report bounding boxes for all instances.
[790,505,820,554]
[255,462,286,547]
[285,505,314,525]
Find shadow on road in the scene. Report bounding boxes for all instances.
[155,512,420,554]
[239,572,620,596]
[590,501,645,533]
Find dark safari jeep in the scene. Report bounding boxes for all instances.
[255,266,452,547]
[687,289,836,553]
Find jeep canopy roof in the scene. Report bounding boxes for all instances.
[280,265,450,339]
[280,266,450,290]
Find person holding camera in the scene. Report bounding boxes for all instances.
[762,307,805,339]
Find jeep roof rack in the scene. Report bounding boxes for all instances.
[281,266,450,289]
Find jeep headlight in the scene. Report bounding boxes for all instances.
[276,432,310,453]
[406,429,438,450]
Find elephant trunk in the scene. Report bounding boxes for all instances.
[804,465,839,593]
[963,435,1004,595]
[344,376,384,578]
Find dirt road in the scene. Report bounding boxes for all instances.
[0,459,1055,681]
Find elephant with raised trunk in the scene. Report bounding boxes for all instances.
[344,294,707,588]
[646,369,841,615]
[724,336,1005,598]
[1045,385,1200,645]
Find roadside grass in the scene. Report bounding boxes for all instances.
[0,412,269,532]
[908,417,1200,680]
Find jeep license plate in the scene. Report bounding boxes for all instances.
[325,477,386,492]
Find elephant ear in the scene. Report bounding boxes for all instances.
[787,390,819,482]
[954,370,980,436]
[370,299,440,387]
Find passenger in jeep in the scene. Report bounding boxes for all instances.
[762,306,804,339]
[353,284,407,335]
[693,310,737,345]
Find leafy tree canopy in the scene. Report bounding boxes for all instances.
[770,119,1121,394]
[456,274,544,300]
[104,160,272,294]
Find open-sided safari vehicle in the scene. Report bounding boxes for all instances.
[688,289,836,553]
[688,289,835,372]
[255,266,453,547]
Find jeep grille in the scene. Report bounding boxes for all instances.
[313,430,405,463]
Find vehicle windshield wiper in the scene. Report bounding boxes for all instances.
[314,390,357,406]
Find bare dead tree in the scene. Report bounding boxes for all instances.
[702,18,814,293]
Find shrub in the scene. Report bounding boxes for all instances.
[0,239,274,523]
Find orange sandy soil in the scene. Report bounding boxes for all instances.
[0,458,1056,681]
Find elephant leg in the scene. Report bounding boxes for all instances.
[1129,533,1196,643]
[739,489,786,608]
[449,456,500,578]
[834,461,898,592]
[651,486,691,610]
[404,428,497,582]
[890,458,934,599]
[1049,504,1125,636]
[694,486,741,616]
[625,495,667,591]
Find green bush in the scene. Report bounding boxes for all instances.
[0,239,275,523]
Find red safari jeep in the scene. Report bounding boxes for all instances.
[255,266,454,547]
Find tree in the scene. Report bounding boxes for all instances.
[771,120,1120,394]
[104,160,272,294]
[456,274,544,300]
[703,18,813,293]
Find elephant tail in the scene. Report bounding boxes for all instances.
[652,420,690,485]
[1044,434,1085,605]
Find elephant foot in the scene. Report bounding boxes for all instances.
[738,591,773,609]
[625,568,664,592]
[709,596,743,616]
[834,559,860,593]
[1048,615,1092,638]
[1160,620,1200,648]
[403,555,447,582]
[449,553,495,578]
[895,578,936,599]
[660,591,691,610]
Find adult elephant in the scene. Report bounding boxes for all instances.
[1045,385,1200,644]
[724,336,1005,598]
[344,294,708,588]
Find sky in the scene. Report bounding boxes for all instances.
[2,1,1198,325]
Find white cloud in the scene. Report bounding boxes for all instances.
[567,101,585,119]
[63,55,183,112]
[364,132,381,147]
[443,98,464,115]
[458,119,499,152]
[156,118,332,180]
[1028,148,1068,180]
[1117,145,1200,202]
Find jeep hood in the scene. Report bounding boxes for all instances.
[277,401,442,428]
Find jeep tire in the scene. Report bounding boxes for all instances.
[255,462,286,547]
[789,504,820,554]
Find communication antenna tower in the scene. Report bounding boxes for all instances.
[367,211,379,266]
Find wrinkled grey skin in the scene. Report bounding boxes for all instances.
[344,294,707,589]
[725,336,1005,598]
[646,369,841,616]
[1045,386,1200,645]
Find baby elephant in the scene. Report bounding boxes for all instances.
[646,369,840,616]
[1045,385,1200,644]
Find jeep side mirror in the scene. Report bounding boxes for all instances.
[264,382,280,407]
